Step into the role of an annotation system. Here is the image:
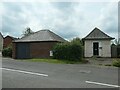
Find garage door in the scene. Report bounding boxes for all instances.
[16,43,30,59]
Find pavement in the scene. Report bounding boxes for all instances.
[2,58,120,88]
[86,58,118,65]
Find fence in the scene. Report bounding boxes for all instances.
[111,44,120,58]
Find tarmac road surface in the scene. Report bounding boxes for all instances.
[2,58,120,88]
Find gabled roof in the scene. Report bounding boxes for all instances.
[83,27,114,40]
[14,29,66,42]
[4,35,18,40]
[0,32,3,38]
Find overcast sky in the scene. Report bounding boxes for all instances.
[1,1,118,40]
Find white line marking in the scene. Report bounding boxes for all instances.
[1,68,48,77]
[86,81,120,88]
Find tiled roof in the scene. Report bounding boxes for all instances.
[83,27,114,40]
[4,35,18,40]
[14,29,66,42]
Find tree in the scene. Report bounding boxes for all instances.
[113,38,120,46]
[71,37,83,45]
[23,27,34,36]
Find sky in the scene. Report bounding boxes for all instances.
[0,0,119,40]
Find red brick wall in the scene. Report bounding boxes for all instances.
[3,36,13,48]
[12,41,58,59]
[12,43,16,59]
[30,41,57,58]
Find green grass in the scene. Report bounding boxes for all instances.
[19,58,86,64]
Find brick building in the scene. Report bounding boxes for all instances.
[3,35,17,48]
[12,29,66,59]
[0,32,3,51]
[83,27,114,57]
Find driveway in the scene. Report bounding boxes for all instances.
[2,58,120,88]
[86,58,116,65]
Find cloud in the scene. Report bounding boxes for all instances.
[96,2,118,38]
[1,2,118,40]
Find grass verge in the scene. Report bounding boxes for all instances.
[112,59,120,67]
[18,58,87,64]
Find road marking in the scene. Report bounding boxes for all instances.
[1,68,48,77]
[86,81,120,88]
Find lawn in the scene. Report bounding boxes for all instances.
[21,58,85,64]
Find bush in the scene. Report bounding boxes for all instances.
[105,64,112,66]
[53,38,83,61]
[112,60,120,67]
[2,47,12,57]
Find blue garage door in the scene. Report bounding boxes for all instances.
[16,43,30,59]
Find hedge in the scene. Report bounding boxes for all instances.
[2,47,12,57]
[52,38,83,61]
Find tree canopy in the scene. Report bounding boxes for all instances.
[22,27,34,36]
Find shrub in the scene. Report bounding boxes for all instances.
[53,38,83,61]
[105,64,112,66]
[2,47,12,57]
[112,60,120,67]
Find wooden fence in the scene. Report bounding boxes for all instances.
[111,44,120,58]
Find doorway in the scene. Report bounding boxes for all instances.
[93,42,99,56]
[16,43,30,59]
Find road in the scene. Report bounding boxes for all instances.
[2,58,119,88]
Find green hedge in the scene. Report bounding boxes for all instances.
[2,47,12,57]
[53,38,83,61]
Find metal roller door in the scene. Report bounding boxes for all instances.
[16,43,30,59]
